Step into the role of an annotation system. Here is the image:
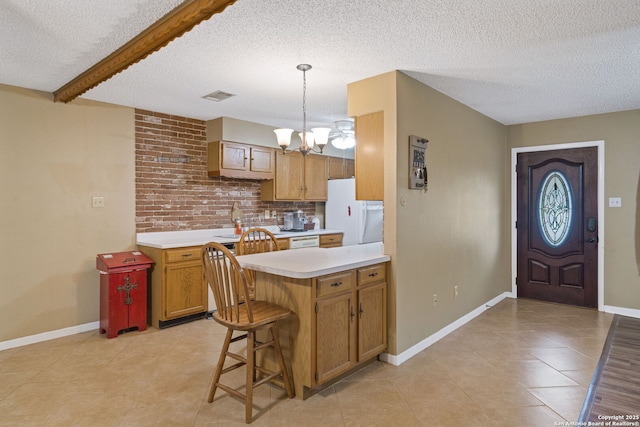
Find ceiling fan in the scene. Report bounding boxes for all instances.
[329,120,356,149]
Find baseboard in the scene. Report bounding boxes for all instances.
[380,292,513,366]
[0,321,99,352]
[603,305,640,319]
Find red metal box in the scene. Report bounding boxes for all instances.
[96,251,154,338]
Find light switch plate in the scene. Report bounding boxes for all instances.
[608,197,622,208]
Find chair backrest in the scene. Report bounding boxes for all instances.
[236,227,280,255]
[202,242,254,324]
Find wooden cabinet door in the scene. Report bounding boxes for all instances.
[328,157,355,179]
[319,233,343,248]
[355,111,384,200]
[344,159,355,179]
[250,146,274,173]
[304,155,328,201]
[164,260,207,319]
[276,238,289,250]
[315,291,356,384]
[220,141,249,171]
[357,282,387,361]
[274,151,304,200]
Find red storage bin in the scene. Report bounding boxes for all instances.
[96,251,154,338]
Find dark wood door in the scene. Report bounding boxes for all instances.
[517,147,598,307]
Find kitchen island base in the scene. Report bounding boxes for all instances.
[253,260,387,399]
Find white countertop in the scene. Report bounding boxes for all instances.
[236,242,390,279]
[136,227,344,249]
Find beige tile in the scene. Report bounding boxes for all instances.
[266,387,345,427]
[561,369,597,387]
[334,379,421,426]
[529,347,598,371]
[453,374,544,408]
[501,360,579,388]
[528,385,588,421]
[484,404,569,426]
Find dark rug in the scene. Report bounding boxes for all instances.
[579,314,640,422]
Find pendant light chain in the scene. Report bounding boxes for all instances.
[301,67,307,148]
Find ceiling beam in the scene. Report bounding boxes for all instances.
[53,0,238,103]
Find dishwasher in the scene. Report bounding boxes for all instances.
[289,234,320,249]
[207,242,235,315]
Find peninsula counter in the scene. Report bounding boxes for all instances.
[236,243,390,399]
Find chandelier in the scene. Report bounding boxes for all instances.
[274,64,331,156]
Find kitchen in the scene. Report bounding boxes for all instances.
[135,112,385,328]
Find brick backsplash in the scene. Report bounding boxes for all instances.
[135,109,315,233]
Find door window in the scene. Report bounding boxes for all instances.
[538,170,573,247]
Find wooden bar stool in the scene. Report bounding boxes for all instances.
[236,227,280,256]
[201,242,294,423]
[236,227,280,301]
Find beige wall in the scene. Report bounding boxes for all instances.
[349,72,509,355]
[0,84,136,342]
[507,110,640,309]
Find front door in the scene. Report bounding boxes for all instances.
[516,147,598,307]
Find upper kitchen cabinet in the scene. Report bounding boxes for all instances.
[261,151,328,201]
[354,111,384,200]
[328,156,355,179]
[208,140,274,180]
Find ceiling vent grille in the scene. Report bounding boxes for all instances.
[202,90,235,102]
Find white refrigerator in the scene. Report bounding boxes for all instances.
[325,178,383,246]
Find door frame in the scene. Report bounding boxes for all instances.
[510,140,605,310]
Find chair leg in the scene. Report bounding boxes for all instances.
[246,330,255,423]
[270,325,294,398]
[208,328,233,403]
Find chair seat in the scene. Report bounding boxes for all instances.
[212,300,291,331]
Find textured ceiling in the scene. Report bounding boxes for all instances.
[1,0,640,128]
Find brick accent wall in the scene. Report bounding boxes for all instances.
[135,109,315,233]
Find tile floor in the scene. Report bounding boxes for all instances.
[0,298,613,426]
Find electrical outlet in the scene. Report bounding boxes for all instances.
[433,294,438,306]
[91,196,104,208]
[454,286,459,298]
[264,209,270,219]
[608,197,622,208]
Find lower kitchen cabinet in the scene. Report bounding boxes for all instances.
[277,237,290,250]
[137,245,208,328]
[319,233,343,248]
[315,270,356,384]
[357,263,387,360]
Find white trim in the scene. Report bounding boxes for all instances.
[380,292,512,366]
[510,141,605,310]
[603,305,640,319]
[0,321,99,351]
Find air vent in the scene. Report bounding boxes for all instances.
[202,90,235,102]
